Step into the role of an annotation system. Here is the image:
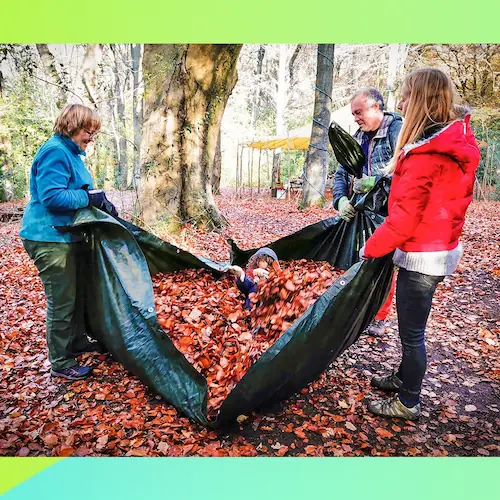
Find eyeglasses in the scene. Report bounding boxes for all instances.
[83,128,99,140]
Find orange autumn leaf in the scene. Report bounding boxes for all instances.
[375,428,394,439]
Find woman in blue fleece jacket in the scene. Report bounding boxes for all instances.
[20,104,117,381]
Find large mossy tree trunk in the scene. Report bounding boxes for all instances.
[300,44,334,209]
[138,44,242,230]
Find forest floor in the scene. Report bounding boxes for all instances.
[0,193,499,457]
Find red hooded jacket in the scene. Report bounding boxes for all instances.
[364,117,480,258]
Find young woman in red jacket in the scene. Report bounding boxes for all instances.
[359,68,480,419]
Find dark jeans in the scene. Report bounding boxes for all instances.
[395,268,444,407]
[22,239,94,370]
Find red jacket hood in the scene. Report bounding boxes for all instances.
[401,117,480,174]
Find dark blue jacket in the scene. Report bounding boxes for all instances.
[20,134,93,242]
[235,277,258,310]
[333,112,402,209]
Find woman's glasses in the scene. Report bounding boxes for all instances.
[83,128,99,140]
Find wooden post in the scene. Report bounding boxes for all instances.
[266,138,270,186]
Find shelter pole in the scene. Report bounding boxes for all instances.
[258,148,262,195]
[247,145,251,199]
[266,138,270,187]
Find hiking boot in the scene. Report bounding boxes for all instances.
[367,395,421,420]
[367,319,386,337]
[51,364,93,381]
[371,371,403,392]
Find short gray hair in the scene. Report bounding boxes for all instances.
[351,87,385,111]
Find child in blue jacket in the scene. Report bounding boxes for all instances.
[227,247,279,310]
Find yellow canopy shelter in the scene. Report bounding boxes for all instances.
[247,104,357,150]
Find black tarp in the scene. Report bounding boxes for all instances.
[61,179,393,426]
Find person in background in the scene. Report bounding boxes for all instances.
[227,247,279,310]
[360,68,480,420]
[333,87,403,336]
[20,103,118,381]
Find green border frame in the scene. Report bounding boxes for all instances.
[1,0,499,43]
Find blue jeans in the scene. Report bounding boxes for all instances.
[395,268,444,407]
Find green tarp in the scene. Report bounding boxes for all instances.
[61,180,393,426]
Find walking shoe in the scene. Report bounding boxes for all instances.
[371,371,403,392]
[367,395,421,420]
[51,364,93,381]
[366,319,386,337]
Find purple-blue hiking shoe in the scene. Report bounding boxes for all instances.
[51,364,93,380]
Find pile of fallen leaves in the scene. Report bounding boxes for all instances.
[1,197,498,458]
[153,260,343,416]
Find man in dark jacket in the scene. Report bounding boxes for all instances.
[333,87,402,336]
[333,87,403,218]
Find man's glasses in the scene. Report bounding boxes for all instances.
[83,128,99,140]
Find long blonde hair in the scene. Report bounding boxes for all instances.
[385,68,456,174]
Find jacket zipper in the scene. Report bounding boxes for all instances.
[367,138,374,176]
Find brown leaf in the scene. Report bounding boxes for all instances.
[375,428,394,439]
[59,447,75,457]
[43,434,59,446]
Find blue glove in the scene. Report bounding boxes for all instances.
[86,189,118,217]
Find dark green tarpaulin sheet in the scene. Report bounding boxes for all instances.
[61,179,394,426]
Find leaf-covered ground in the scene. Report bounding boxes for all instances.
[0,194,498,457]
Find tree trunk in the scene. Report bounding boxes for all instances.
[272,45,288,188]
[386,44,407,111]
[82,44,103,106]
[131,43,144,190]
[139,44,241,230]
[110,44,128,189]
[300,44,334,209]
[212,130,222,195]
[36,44,67,111]
[0,124,13,202]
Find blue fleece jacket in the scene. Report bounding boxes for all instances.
[20,134,93,243]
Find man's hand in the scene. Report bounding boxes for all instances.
[338,196,356,222]
[227,265,245,281]
[353,175,376,194]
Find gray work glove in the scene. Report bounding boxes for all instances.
[338,196,356,222]
[353,175,376,194]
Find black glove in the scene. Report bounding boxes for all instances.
[84,187,118,217]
